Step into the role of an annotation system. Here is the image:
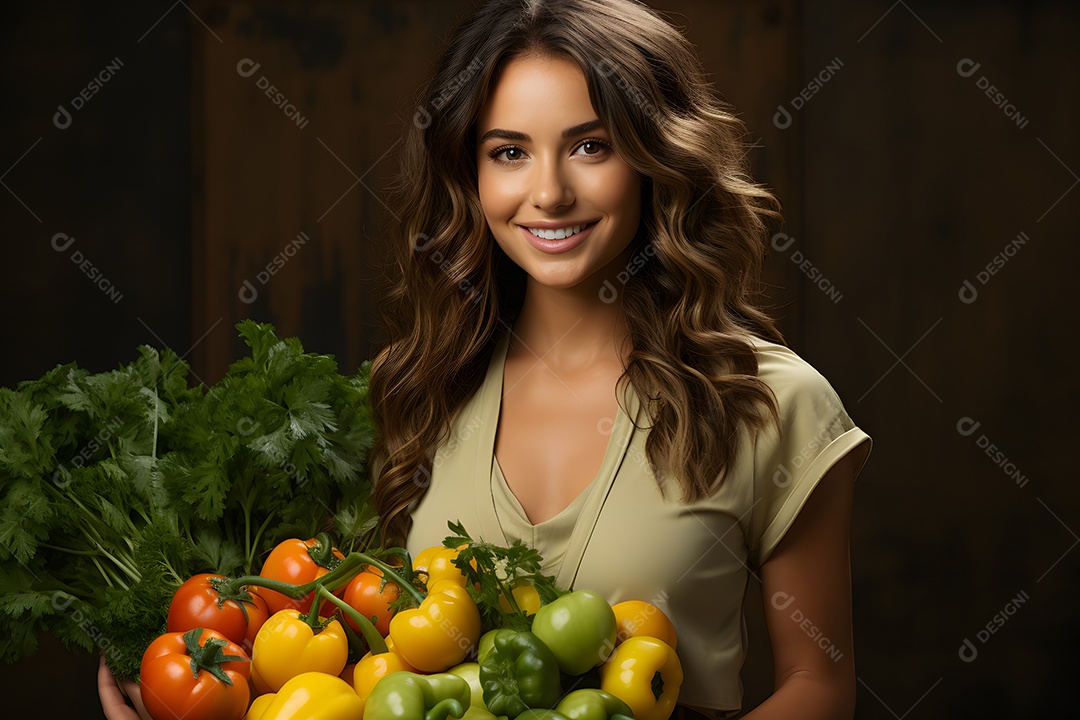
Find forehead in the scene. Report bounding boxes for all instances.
[476,55,597,135]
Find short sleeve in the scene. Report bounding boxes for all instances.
[745,341,872,567]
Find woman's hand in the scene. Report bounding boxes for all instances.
[98,655,152,720]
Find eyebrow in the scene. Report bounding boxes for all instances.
[477,119,604,144]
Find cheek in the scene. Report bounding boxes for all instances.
[591,164,641,225]
[477,166,518,224]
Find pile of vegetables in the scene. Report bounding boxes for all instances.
[153,522,684,720]
[0,321,377,679]
[0,322,685,719]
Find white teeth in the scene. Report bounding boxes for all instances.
[526,224,586,240]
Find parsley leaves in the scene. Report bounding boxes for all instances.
[0,321,377,678]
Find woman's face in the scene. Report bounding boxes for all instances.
[475,54,642,293]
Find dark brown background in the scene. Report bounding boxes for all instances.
[2,1,1077,717]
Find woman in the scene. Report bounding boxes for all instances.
[101,1,870,718]
[371,0,871,717]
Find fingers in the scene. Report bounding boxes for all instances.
[97,655,142,720]
[120,678,153,720]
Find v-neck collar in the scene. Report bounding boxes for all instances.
[472,329,642,589]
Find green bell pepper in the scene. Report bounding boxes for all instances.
[363,671,472,720]
[449,662,507,720]
[555,689,634,720]
[480,630,563,718]
[531,590,617,676]
[477,629,499,665]
[514,712,569,720]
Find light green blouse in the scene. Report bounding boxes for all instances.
[406,330,872,716]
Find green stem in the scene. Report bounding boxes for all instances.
[221,574,315,599]
[312,571,351,597]
[305,593,325,630]
[68,498,108,545]
[93,542,140,584]
[51,536,140,586]
[160,559,184,587]
[247,514,275,574]
[89,556,112,588]
[242,496,253,576]
[90,555,129,591]
[40,543,103,557]
[133,505,152,526]
[315,586,388,655]
[310,532,338,568]
[220,552,424,612]
[221,554,364,599]
[494,574,522,616]
[43,581,85,596]
[374,547,415,585]
[342,553,425,606]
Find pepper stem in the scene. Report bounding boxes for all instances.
[218,573,313,598]
[315,586,389,655]
[304,596,326,630]
[344,553,426,605]
[215,552,424,614]
[426,699,466,720]
[308,532,342,569]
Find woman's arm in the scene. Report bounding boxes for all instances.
[742,451,859,720]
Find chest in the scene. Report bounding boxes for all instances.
[493,353,624,524]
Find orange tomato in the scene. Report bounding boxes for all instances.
[343,568,401,636]
[257,537,346,616]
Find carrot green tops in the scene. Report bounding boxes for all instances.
[407,331,871,716]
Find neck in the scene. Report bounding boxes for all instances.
[508,247,634,370]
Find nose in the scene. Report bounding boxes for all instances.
[528,156,574,211]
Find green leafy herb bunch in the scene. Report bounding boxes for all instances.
[0,321,378,678]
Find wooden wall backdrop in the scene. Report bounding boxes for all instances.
[796,3,1079,715]
[185,0,802,385]
[1,1,1077,719]
[189,0,474,384]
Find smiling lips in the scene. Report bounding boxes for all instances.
[521,221,597,240]
[517,221,598,255]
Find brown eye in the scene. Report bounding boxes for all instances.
[575,139,611,157]
[489,145,526,164]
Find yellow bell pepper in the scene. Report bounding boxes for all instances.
[497,582,541,616]
[423,546,470,588]
[412,545,443,574]
[389,578,481,672]
[244,671,364,720]
[353,637,417,710]
[251,609,349,692]
[611,600,678,650]
[599,636,683,720]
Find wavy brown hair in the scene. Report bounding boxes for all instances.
[370,0,784,546]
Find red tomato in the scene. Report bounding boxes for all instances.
[258,537,346,616]
[140,627,250,720]
[167,574,269,655]
[343,568,401,636]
